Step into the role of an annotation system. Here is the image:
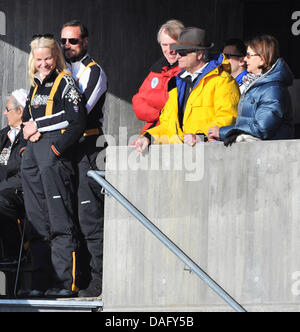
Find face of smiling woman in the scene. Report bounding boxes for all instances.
[33,47,57,81]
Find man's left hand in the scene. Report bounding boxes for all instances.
[184,134,198,147]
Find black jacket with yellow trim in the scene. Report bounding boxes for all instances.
[23,70,87,155]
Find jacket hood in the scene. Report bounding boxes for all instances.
[254,58,294,88]
[200,53,228,77]
[209,53,231,74]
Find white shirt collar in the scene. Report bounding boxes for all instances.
[180,63,209,82]
[8,127,21,144]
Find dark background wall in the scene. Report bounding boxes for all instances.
[0,0,299,140]
[244,0,300,78]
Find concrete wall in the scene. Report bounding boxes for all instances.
[102,142,300,312]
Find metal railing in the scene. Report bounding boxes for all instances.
[0,299,103,312]
[88,170,247,313]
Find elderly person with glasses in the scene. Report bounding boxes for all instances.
[0,89,28,267]
[208,35,293,145]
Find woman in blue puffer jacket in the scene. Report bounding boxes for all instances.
[208,35,294,144]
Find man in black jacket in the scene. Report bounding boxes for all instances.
[61,20,107,297]
[0,89,28,265]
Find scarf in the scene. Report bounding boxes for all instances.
[242,73,263,92]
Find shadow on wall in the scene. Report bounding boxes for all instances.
[0,0,245,137]
[1,0,299,138]
[0,0,244,103]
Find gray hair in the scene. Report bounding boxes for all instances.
[196,50,210,63]
[157,19,184,44]
[6,95,24,110]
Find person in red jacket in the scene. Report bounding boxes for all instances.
[132,20,184,133]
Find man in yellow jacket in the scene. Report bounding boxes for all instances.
[135,27,240,152]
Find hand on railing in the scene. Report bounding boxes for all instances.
[207,126,220,142]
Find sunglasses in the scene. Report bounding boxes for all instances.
[60,38,80,45]
[175,49,197,57]
[32,33,54,40]
[224,53,244,59]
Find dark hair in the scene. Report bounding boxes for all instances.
[246,35,280,73]
[224,38,247,57]
[62,20,89,39]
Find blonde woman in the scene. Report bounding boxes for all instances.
[20,34,86,298]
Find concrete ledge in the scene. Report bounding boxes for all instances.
[102,141,300,312]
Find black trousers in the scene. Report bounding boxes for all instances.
[21,133,78,291]
[0,174,24,259]
[76,136,105,288]
[0,182,24,259]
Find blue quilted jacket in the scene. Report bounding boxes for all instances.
[219,59,294,141]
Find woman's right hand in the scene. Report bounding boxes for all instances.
[208,126,220,142]
[23,121,38,140]
[29,131,42,143]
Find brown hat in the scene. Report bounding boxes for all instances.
[171,27,214,51]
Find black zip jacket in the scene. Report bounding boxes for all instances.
[23,54,108,133]
[0,126,26,185]
[23,70,87,155]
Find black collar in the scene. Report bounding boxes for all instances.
[34,69,58,85]
[150,57,178,73]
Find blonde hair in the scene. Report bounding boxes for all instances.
[28,37,67,86]
[157,19,184,44]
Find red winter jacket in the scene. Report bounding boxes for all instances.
[132,58,182,133]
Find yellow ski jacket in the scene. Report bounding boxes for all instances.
[145,54,240,144]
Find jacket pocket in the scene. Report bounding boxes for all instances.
[184,106,213,132]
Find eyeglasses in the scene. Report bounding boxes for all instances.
[246,52,260,59]
[175,49,197,57]
[224,53,244,59]
[60,38,80,45]
[5,107,16,113]
[32,33,54,40]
